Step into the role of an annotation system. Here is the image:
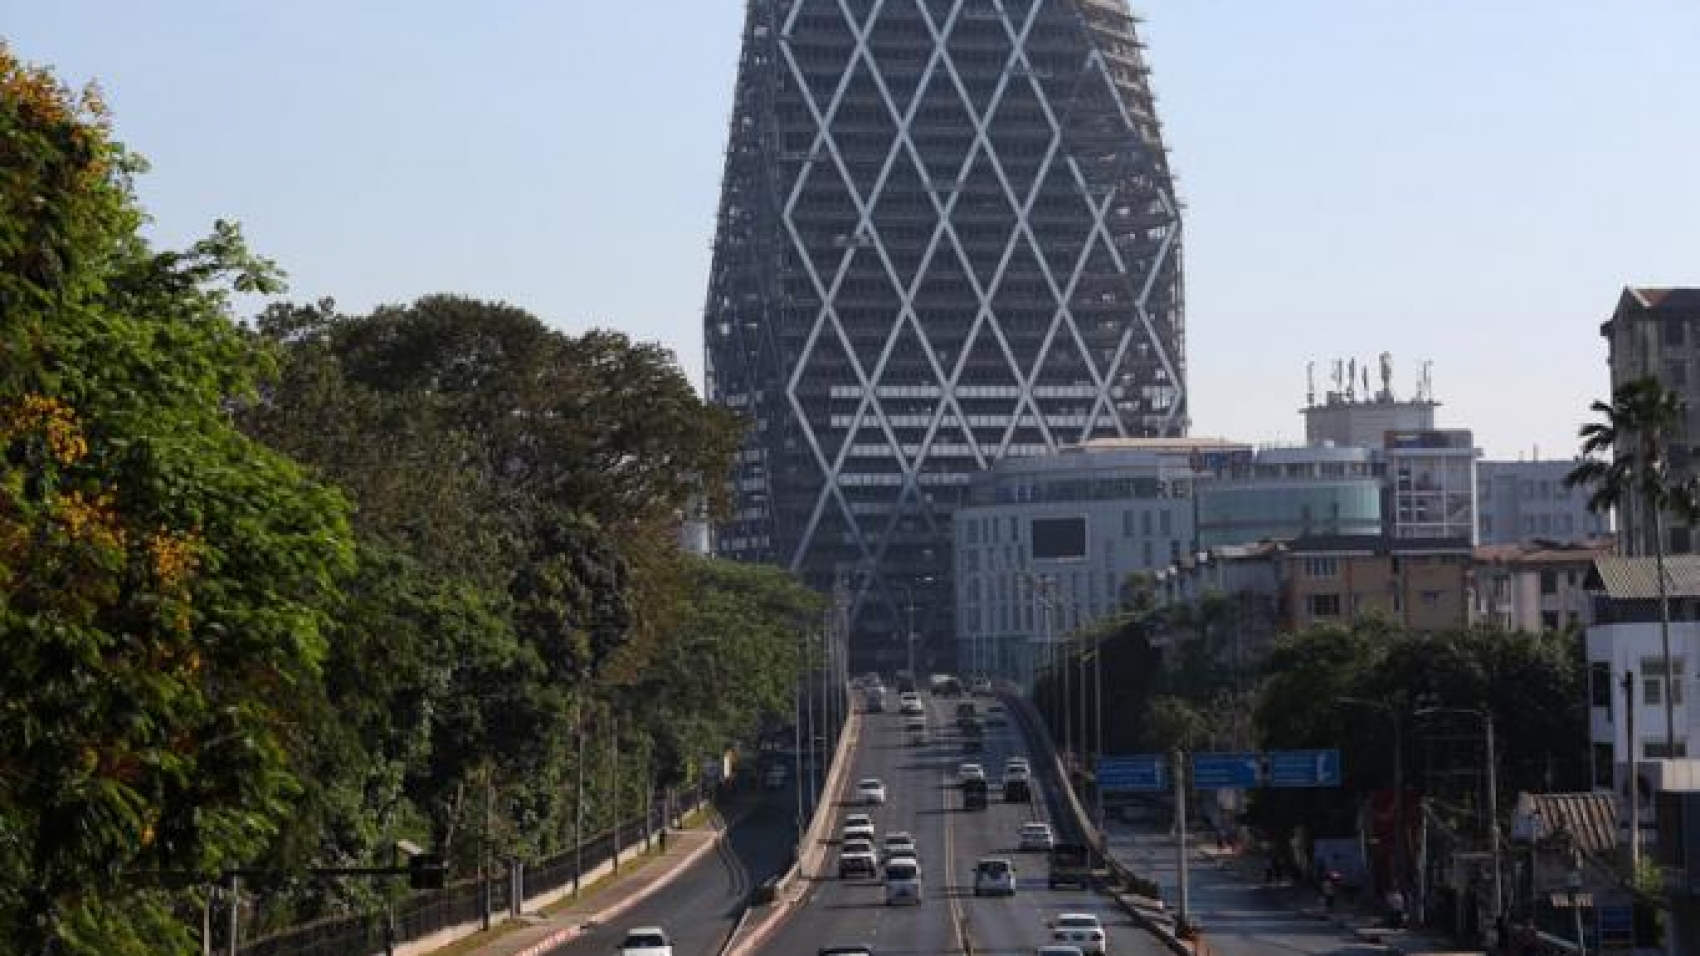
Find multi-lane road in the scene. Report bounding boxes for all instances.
[757,692,1160,956]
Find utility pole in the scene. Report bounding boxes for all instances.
[573,699,586,897]
[1486,710,1502,934]
[480,767,493,929]
[610,709,620,875]
[1173,748,1190,935]
[1625,669,1639,873]
[225,872,239,956]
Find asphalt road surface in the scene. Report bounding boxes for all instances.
[544,783,800,956]
[1107,812,1381,956]
[757,693,1161,956]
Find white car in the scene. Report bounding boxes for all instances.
[971,677,994,696]
[973,857,1018,896]
[899,696,925,716]
[617,927,674,956]
[985,703,1008,726]
[855,778,888,805]
[838,844,878,878]
[881,831,917,862]
[1002,764,1032,784]
[884,857,922,905]
[1051,913,1107,955]
[958,763,986,785]
[843,814,876,843]
[1019,822,1056,851]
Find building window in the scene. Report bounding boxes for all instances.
[1421,590,1442,607]
[1646,740,1690,759]
[1142,541,1153,566]
[1309,593,1342,618]
[1643,658,1686,705]
[1142,511,1153,536]
[1590,661,1613,708]
[1541,611,1560,630]
[1160,511,1172,535]
[1123,510,1133,536]
[1540,571,1558,595]
[1482,514,1494,535]
[1592,743,1615,789]
[1305,557,1339,578]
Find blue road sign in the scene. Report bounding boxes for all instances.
[1098,754,1167,792]
[1268,749,1342,788]
[1190,752,1260,789]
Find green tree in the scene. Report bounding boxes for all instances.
[1567,376,1697,753]
[0,47,353,954]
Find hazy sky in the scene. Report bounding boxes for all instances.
[9,2,1698,459]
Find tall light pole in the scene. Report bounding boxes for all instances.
[1418,705,1501,933]
[1340,697,1407,896]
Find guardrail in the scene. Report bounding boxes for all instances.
[1004,692,1188,956]
[237,787,709,956]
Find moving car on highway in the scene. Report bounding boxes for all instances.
[883,857,922,905]
[838,841,878,879]
[854,778,887,805]
[881,831,917,862]
[972,857,1018,896]
[843,813,875,843]
[1018,822,1056,851]
[958,762,986,785]
[617,927,674,956]
[1049,913,1106,955]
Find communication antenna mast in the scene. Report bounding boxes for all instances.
[1306,361,1316,407]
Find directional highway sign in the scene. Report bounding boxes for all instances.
[1097,754,1167,792]
[1190,752,1260,789]
[1268,749,1341,788]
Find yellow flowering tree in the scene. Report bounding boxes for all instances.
[0,43,352,954]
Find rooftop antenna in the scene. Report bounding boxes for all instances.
[1306,361,1316,407]
[1379,352,1394,401]
[1346,358,1357,402]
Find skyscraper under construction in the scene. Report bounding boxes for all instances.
[704,0,1185,672]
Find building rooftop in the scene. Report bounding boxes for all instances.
[1068,437,1247,454]
[1475,541,1615,566]
[1586,555,1700,600]
[1627,287,1700,311]
[1511,791,1618,854]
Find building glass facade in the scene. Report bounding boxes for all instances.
[704,0,1185,671]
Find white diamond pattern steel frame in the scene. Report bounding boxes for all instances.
[705,0,1183,670]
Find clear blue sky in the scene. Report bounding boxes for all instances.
[8,1,1698,459]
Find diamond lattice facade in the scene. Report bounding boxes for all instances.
[704,0,1185,672]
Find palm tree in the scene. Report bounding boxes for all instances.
[1566,375,1698,756]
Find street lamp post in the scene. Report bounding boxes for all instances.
[1418,705,1501,934]
[1339,697,1407,897]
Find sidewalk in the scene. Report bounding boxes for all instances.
[1105,820,1481,956]
[435,806,731,956]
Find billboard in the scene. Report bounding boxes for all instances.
[1030,516,1087,560]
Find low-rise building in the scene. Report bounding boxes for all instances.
[1472,542,1611,632]
[951,437,1247,686]
[1280,535,1472,632]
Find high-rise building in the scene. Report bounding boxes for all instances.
[1599,287,1700,556]
[704,0,1185,671]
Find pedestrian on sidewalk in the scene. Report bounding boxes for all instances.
[1384,886,1406,928]
[1322,871,1339,912]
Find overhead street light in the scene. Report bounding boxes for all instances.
[1337,697,1409,900]
[1416,703,1501,935]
